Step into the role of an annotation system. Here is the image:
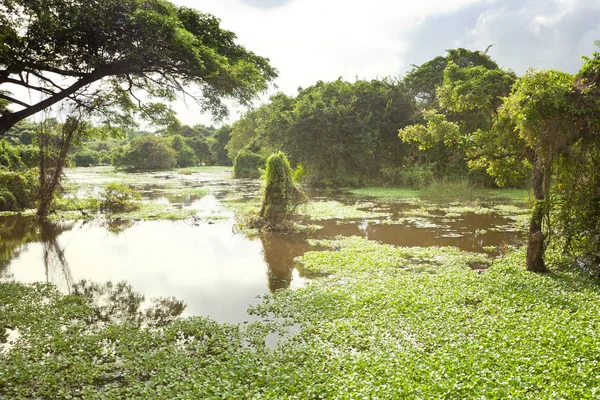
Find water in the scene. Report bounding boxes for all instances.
[0,167,524,323]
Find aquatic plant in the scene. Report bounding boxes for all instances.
[100,183,141,213]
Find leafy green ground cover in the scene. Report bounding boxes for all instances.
[2,237,599,398]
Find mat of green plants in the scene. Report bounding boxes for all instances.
[2,168,598,398]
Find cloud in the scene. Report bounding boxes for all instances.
[172,0,484,125]
[404,0,600,74]
[169,0,600,126]
[240,0,291,10]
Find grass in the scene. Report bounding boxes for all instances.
[299,200,388,220]
[350,184,531,204]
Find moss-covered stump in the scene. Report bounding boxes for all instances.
[259,152,304,229]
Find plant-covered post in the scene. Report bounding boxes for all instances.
[259,152,303,228]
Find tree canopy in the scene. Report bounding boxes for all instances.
[229,78,417,186]
[0,0,277,134]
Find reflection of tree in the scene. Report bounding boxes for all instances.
[40,220,76,293]
[103,218,136,235]
[72,280,186,327]
[260,233,310,292]
[0,216,40,277]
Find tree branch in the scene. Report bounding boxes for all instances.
[0,93,30,108]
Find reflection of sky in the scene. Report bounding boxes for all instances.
[7,221,276,323]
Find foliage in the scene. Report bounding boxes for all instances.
[229,78,417,186]
[70,147,100,167]
[380,163,435,187]
[400,54,520,187]
[169,135,198,168]
[0,170,38,211]
[112,136,177,170]
[0,0,277,134]
[0,188,16,212]
[259,152,304,227]
[212,125,233,166]
[0,141,24,171]
[100,183,141,213]
[3,239,600,398]
[233,149,264,178]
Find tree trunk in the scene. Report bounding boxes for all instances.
[526,157,548,272]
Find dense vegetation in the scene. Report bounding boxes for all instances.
[1,0,600,397]
[3,241,600,398]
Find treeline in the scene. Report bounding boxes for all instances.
[227,48,521,187]
[1,121,232,171]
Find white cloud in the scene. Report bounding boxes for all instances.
[171,0,484,125]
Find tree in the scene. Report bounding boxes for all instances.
[212,125,233,166]
[400,53,518,186]
[169,134,198,167]
[112,136,177,170]
[404,47,499,109]
[229,79,416,186]
[0,0,277,135]
[37,116,89,216]
[497,64,600,272]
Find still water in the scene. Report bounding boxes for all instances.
[0,168,524,323]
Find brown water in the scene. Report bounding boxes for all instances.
[0,168,524,323]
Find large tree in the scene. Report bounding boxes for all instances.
[0,0,277,134]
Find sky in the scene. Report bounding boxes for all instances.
[8,0,600,128]
[170,0,600,127]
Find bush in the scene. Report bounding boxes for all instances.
[0,170,38,211]
[100,183,141,213]
[112,136,177,170]
[233,150,264,178]
[380,164,435,187]
[170,135,198,168]
[15,145,39,168]
[293,163,306,183]
[259,152,304,227]
[71,147,100,167]
[0,141,24,171]
[0,188,17,211]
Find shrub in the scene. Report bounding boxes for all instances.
[71,147,100,167]
[0,188,17,211]
[100,183,141,213]
[233,150,264,178]
[112,136,177,170]
[259,152,304,227]
[0,170,38,211]
[293,163,306,183]
[15,145,39,168]
[0,141,24,171]
[170,135,198,167]
[380,164,435,187]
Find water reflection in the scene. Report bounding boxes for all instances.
[260,233,310,292]
[40,221,76,293]
[0,195,524,323]
[73,280,185,327]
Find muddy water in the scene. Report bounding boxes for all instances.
[0,168,524,323]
